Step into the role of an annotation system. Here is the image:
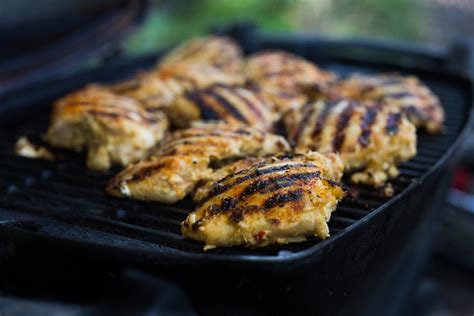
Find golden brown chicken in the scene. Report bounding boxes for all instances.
[167,84,276,130]
[322,73,444,133]
[283,99,417,187]
[181,152,345,249]
[244,50,336,112]
[106,122,290,203]
[158,36,244,74]
[45,85,169,171]
[110,63,244,109]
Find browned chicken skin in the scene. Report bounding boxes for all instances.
[322,73,444,133]
[168,84,276,130]
[244,50,336,112]
[45,85,168,171]
[283,99,417,186]
[182,152,345,249]
[106,122,290,203]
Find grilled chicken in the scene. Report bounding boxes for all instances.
[158,36,243,74]
[106,122,290,203]
[45,85,169,171]
[244,51,336,112]
[322,73,444,133]
[111,63,244,109]
[168,84,276,130]
[181,152,345,249]
[283,99,417,186]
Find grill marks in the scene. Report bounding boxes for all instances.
[184,91,222,121]
[332,101,356,151]
[358,105,380,147]
[202,162,315,204]
[240,171,321,197]
[66,100,154,124]
[184,85,270,126]
[263,189,304,209]
[205,89,249,123]
[311,100,335,138]
[386,112,402,135]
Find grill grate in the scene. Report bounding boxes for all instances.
[0,61,469,257]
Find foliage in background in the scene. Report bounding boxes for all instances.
[123,0,428,56]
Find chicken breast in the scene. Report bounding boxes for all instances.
[167,84,276,130]
[158,36,243,74]
[323,73,444,133]
[283,99,417,187]
[244,50,336,112]
[45,85,169,171]
[181,152,345,249]
[110,63,244,109]
[106,122,290,203]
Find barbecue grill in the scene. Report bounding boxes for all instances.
[0,24,472,315]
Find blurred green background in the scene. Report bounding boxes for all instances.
[122,0,474,56]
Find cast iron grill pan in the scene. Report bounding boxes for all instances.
[0,38,471,261]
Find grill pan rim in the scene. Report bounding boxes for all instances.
[0,37,472,265]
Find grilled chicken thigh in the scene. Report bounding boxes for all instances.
[111,63,244,109]
[45,85,169,171]
[168,84,275,130]
[158,36,243,74]
[244,51,336,112]
[323,73,444,133]
[107,122,290,203]
[182,152,345,249]
[283,99,417,186]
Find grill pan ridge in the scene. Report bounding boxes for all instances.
[0,35,471,264]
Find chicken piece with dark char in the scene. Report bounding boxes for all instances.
[182,152,345,249]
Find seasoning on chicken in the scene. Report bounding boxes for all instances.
[158,36,243,74]
[244,50,336,112]
[167,84,276,130]
[45,85,169,171]
[110,63,244,109]
[324,73,444,133]
[283,99,417,187]
[181,152,345,249]
[106,122,290,204]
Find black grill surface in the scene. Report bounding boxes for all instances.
[0,49,471,261]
